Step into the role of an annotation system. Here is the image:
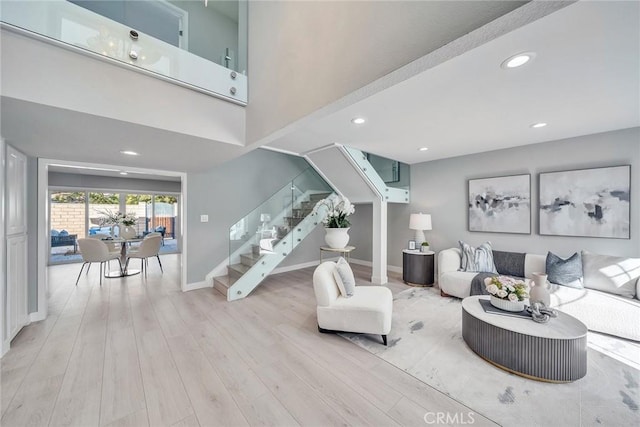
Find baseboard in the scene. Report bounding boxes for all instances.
[387,264,402,273]
[30,310,46,323]
[1,338,10,358]
[183,280,212,292]
[349,258,371,267]
[349,258,402,274]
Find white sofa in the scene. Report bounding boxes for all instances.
[313,261,392,345]
[438,248,640,342]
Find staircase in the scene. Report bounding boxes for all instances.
[213,167,334,300]
[211,146,412,300]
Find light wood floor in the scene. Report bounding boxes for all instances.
[1,255,496,427]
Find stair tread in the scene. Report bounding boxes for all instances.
[213,275,232,288]
[229,263,251,274]
[241,252,262,261]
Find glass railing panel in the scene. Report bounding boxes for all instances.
[365,152,410,190]
[228,184,291,274]
[291,168,334,247]
[1,0,247,102]
[228,167,334,281]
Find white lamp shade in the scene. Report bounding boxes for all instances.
[409,213,432,231]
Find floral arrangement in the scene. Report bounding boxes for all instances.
[313,195,355,228]
[484,275,529,302]
[97,209,138,227]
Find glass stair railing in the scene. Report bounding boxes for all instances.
[214,168,334,300]
[342,146,410,203]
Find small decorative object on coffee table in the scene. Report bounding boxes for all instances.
[421,241,430,252]
[484,275,528,312]
[529,272,551,306]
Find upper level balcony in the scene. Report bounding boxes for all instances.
[1,0,247,104]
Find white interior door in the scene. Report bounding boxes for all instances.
[4,145,29,343]
[6,235,28,340]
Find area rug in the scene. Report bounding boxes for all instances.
[340,287,640,426]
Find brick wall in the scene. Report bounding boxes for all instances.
[50,203,175,237]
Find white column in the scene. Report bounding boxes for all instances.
[371,199,388,284]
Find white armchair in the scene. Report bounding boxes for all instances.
[312,261,393,345]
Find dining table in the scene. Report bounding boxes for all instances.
[101,236,144,278]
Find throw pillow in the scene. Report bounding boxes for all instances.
[492,250,526,278]
[333,257,355,297]
[582,251,640,299]
[546,252,583,289]
[458,241,498,273]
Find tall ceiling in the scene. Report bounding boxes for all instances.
[265,0,640,164]
[1,1,638,176]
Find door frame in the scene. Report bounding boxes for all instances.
[35,158,187,321]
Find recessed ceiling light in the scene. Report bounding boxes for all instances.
[501,52,536,69]
[419,147,429,151]
[119,171,128,175]
[119,150,139,156]
[530,122,547,128]
[351,117,366,125]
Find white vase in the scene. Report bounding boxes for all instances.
[120,225,137,239]
[421,245,430,252]
[490,295,525,312]
[324,227,350,249]
[529,272,551,306]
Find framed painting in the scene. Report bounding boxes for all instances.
[539,165,630,238]
[468,174,531,234]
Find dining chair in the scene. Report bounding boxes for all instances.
[125,234,163,278]
[76,238,122,286]
[87,234,121,255]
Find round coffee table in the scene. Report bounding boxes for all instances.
[462,296,587,382]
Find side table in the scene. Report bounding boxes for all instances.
[320,246,356,263]
[402,250,435,287]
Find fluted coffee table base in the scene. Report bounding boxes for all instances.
[462,296,587,383]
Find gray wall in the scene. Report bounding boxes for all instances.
[186,149,310,283]
[385,127,640,268]
[168,0,239,69]
[49,172,181,193]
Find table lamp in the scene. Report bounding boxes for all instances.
[409,213,432,246]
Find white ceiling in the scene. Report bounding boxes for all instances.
[266,1,640,164]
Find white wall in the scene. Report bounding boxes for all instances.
[246,1,525,145]
[0,28,245,145]
[49,172,181,193]
[384,127,640,268]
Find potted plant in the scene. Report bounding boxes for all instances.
[421,241,430,252]
[484,276,529,312]
[313,195,355,249]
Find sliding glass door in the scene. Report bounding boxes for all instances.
[48,189,180,265]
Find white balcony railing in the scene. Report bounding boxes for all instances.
[1,0,247,104]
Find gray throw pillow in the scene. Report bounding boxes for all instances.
[546,252,583,289]
[493,250,526,278]
[459,241,498,273]
[582,251,640,299]
[333,257,355,297]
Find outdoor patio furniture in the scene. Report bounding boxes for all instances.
[51,230,78,253]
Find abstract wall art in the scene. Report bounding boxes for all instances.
[468,174,531,234]
[539,165,631,239]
